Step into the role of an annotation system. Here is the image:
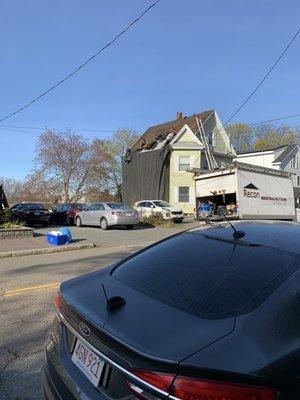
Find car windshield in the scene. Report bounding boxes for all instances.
[113,232,297,319]
[106,202,125,209]
[152,201,171,207]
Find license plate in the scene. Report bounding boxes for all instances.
[34,212,40,216]
[125,212,132,216]
[71,338,105,387]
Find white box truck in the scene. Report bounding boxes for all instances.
[194,162,296,221]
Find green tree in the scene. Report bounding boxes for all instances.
[98,129,139,201]
[253,123,295,150]
[226,123,254,153]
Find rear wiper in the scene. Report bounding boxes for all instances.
[203,234,261,247]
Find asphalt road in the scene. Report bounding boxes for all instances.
[0,221,201,400]
[0,246,142,400]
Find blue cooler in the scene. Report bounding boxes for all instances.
[59,227,72,244]
[47,232,68,246]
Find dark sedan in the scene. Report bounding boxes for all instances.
[51,203,86,225]
[11,202,50,226]
[42,221,300,399]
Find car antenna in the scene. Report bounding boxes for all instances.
[221,210,245,240]
[101,284,126,311]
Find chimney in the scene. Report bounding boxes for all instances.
[176,111,183,120]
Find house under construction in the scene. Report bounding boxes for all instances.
[122,109,236,213]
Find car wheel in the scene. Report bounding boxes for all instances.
[76,217,82,227]
[100,218,109,230]
[125,225,134,230]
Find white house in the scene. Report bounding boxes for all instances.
[236,144,300,204]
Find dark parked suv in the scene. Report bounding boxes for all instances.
[11,203,50,226]
[42,222,300,399]
[51,203,86,225]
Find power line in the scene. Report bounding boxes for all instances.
[223,26,300,127]
[246,113,300,127]
[0,0,160,123]
[2,109,300,136]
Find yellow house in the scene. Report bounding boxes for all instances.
[122,110,236,214]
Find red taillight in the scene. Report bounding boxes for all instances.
[111,211,122,216]
[126,370,278,400]
[54,292,62,312]
[131,369,175,392]
[171,376,278,400]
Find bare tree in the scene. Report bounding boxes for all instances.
[32,129,107,202]
[0,176,23,203]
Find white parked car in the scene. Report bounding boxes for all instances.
[134,200,184,222]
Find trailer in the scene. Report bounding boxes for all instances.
[194,162,296,221]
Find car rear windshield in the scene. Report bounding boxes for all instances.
[21,203,44,210]
[113,232,297,319]
[71,203,85,210]
[106,203,125,209]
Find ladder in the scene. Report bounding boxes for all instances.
[196,116,218,170]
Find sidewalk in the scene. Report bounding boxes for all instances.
[0,235,94,258]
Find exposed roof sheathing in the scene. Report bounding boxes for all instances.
[131,110,214,151]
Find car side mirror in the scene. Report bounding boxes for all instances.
[150,205,155,208]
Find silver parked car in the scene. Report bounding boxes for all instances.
[75,202,139,230]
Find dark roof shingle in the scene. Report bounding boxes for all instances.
[131,110,214,151]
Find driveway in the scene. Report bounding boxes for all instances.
[34,219,200,248]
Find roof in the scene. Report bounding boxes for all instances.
[131,110,214,151]
[194,161,291,180]
[191,221,300,255]
[273,144,298,164]
[237,144,288,155]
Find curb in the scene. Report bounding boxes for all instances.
[0,242,95,259]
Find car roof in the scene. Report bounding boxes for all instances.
[191,221,300,255]
[137,200,165,202]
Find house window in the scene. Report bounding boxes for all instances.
[178,156,191,171]
[178,187,190,202]
[297,176,300,186]
[291,155,298,169]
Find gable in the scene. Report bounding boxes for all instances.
[172,125,202,145]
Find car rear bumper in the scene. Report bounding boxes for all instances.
[42,366,64,400]
[110,215,139,226]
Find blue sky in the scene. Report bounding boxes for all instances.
[1,0,300,179]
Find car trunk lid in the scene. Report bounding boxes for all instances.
[60,267,235,366]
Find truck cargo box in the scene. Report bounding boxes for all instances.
[195,162,296,221]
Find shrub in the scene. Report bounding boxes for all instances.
[139,213,173,227]
[0,208,12,225]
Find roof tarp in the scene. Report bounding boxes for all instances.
[122,149,170,206]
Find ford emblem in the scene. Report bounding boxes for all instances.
[79,322,91,337]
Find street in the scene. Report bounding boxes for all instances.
[0,222,199,400]
[0,246,142,400]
